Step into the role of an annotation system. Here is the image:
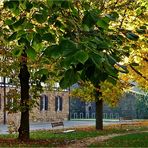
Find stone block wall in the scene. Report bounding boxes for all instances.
[30,91,69,122]
[0,88,69,124]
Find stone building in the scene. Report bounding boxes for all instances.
[70,91,148,119]
[30,91,69,122]
[0,80,70,124]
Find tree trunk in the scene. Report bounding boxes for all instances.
[95,89,103,130]
[18,52,30,141]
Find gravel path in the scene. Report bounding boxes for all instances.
[64,131,148,148]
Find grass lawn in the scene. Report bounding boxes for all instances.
[0,128,121,147]
[0,124,147,147]
[89,132,148,147]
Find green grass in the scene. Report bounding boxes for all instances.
[89,132,148,147]
[0,126,147,147]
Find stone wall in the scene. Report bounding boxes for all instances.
[30,91,69,122]
[70,92,147,119]
[0,88,69,124]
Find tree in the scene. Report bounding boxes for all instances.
[0,0,147,140]
[56,0,147,130]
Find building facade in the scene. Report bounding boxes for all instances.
[70,92,148,119]
[0,84,70,124]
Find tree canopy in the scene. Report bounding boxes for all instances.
[0,0,147,139]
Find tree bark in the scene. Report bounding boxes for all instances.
[95,89,103,130]
[18,52,30,141]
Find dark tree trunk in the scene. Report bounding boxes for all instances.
[95,88,103,130]
[18,51,30,141]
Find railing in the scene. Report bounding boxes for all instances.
[70,112,119,119]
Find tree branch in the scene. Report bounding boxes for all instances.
[130,65,148,81]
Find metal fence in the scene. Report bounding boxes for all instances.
[70,112,119,119]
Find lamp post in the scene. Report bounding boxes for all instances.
[3,77,6,124]
[68,87,71,120]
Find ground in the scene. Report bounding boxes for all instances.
[0,121,147,147]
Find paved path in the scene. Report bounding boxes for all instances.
[0,120,119,134]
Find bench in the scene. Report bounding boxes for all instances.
[119,117,141,128]
[51,121,75,133]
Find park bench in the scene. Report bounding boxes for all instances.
[51,121,75,133]
[119,117,141,128]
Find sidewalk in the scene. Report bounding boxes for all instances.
[0,120,118,134]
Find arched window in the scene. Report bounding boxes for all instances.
[40,95,48,111]
[55,96,63,112]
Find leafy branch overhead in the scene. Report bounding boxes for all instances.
[1,0,147,91]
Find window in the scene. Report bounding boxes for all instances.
[40,95,48,111]
[55,96,63,112]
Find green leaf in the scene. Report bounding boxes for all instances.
[4,19,13,25]
[35,69,49,75]
[140,25,147,29]
[82,24,90,31]
[26,22,34,29]
[40,74,48,82]
[75,63,84,71]
[90,53,105,68]
[33,33,42,43]
[107,55,117,66]
[61,56,78,68]
[4,1,19,10]
[7,32,17,41]
[32,42,44,52]
[60,39,77,55]
[44,45,62,59]
[17,30,26,38]
[46,0,53,7]
[82,9,101,27]
[106,12,119,21]
[4,1,20,15]
[55,20,63,28]
[12,18,26,30]
[130,62,139,66]
[136,29,146,34]
[136,8,142,16]
[74,51,89,64]
[42,33,55,42]
[18,37,30,46]
[12,48,22,57]
[26,47,37,60]
[60,69,80,89]
[126,32,139,41]
[33,13,47,23]
[61,1,71,8]
[106,76,117,85]
[91,37,110,50]
[102,16,110,24]
[26,1,33,11]
[35,27,47,35]
[97,19,109,29]
[104,62,118,77]
[117,63,129,73]
[26,32,35,42]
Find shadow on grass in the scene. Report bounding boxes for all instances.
[0,124,147,147]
